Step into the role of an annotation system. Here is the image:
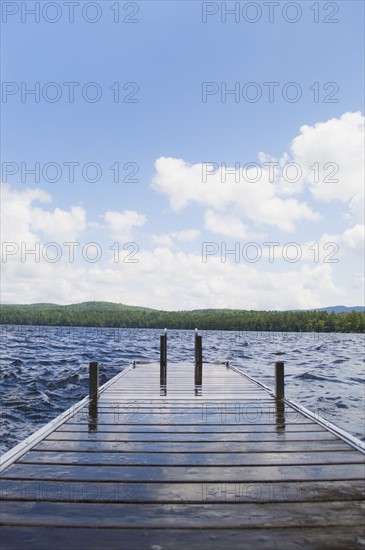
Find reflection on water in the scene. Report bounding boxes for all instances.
[275,400,286,434]
[0,325,364,453]
[88,398,98,433]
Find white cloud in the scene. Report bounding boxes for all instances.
[340,191,365,255]
[290,111,364,202]
[347,193,364,224]
[342,224,364,255]
[0,183,349,309]
[1,185,349,308]
[31,206,86,242]
[173,229,200,241]
[152,157,320,233]
[1,183,87,246]
[151,229,200,247]
[151,112,364,242]
[1,184,50,243]
[151,234,173,247]
[204,210,251,239]
[103,210,146,241]
[1,243,347,310]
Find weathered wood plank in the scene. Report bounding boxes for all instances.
[67,412,317,425]
[2,463,364,482]
[2,526,365,550]
[73,402,286,408]
[95,397,277,402]
[74,402,300,410]
[93,402,287,410]
[44,430,340,442]
[1,500,364,528]
[32,438,352,453]
[55,423,324,432]
[18,450,364,467]
[2,479,364,503]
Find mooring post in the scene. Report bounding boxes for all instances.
[195,328,203,387]
[275,361,285,400]
[160,329,167,368]
[89,361,99,400]
[160,329,167,391]
[195,329,202,369]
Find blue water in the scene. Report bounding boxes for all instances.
[0,325,364,454]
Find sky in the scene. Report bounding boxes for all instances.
[1,0,364,310]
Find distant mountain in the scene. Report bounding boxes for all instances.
[1,301,154,312]
[309,306,365,313]
[1,301,365,315]
[1,302,364,314]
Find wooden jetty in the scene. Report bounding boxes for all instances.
[1,331,364,549]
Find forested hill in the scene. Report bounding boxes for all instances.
[0,302,364,333]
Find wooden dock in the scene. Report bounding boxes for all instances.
[1,336,365,549]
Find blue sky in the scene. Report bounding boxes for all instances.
[1,0,364,309]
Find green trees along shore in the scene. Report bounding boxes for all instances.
[0,302,364,333]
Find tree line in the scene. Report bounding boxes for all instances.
[0,302,364,333]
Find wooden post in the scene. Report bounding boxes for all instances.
[89,361,99,400]
[160,333,167,368]
[195,330,202,369]
[195,329,202,387]
[275,361,285,400]
[160,330,167,386]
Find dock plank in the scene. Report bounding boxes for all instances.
[55,423,325,432]
[2,479,364,503]
[32,438,352,453]
[2,500,365,528]
[2,526,365,550]
[17,450,364,466]
[2,462,364,482]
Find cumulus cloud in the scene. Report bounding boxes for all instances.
[1,243,347,310]
[130,251,343,310]
[151,228,200,247]
[151,112,363,242]
[339,192,365,255]
[103,210,146,241]
[1,183,350,308]
[152,157,320,232]
[342,224,364,255]
[347,193,364,224]
[290,111,364,202]
[151,234,174,247]
[204,210,251,239]
[31,206,86,242]
[173,229,200,241]
[1,183,87,245]
[1,184,51,243]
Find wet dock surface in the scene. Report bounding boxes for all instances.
[1,361,364,549]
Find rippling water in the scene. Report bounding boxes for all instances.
[0,325,364,454]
